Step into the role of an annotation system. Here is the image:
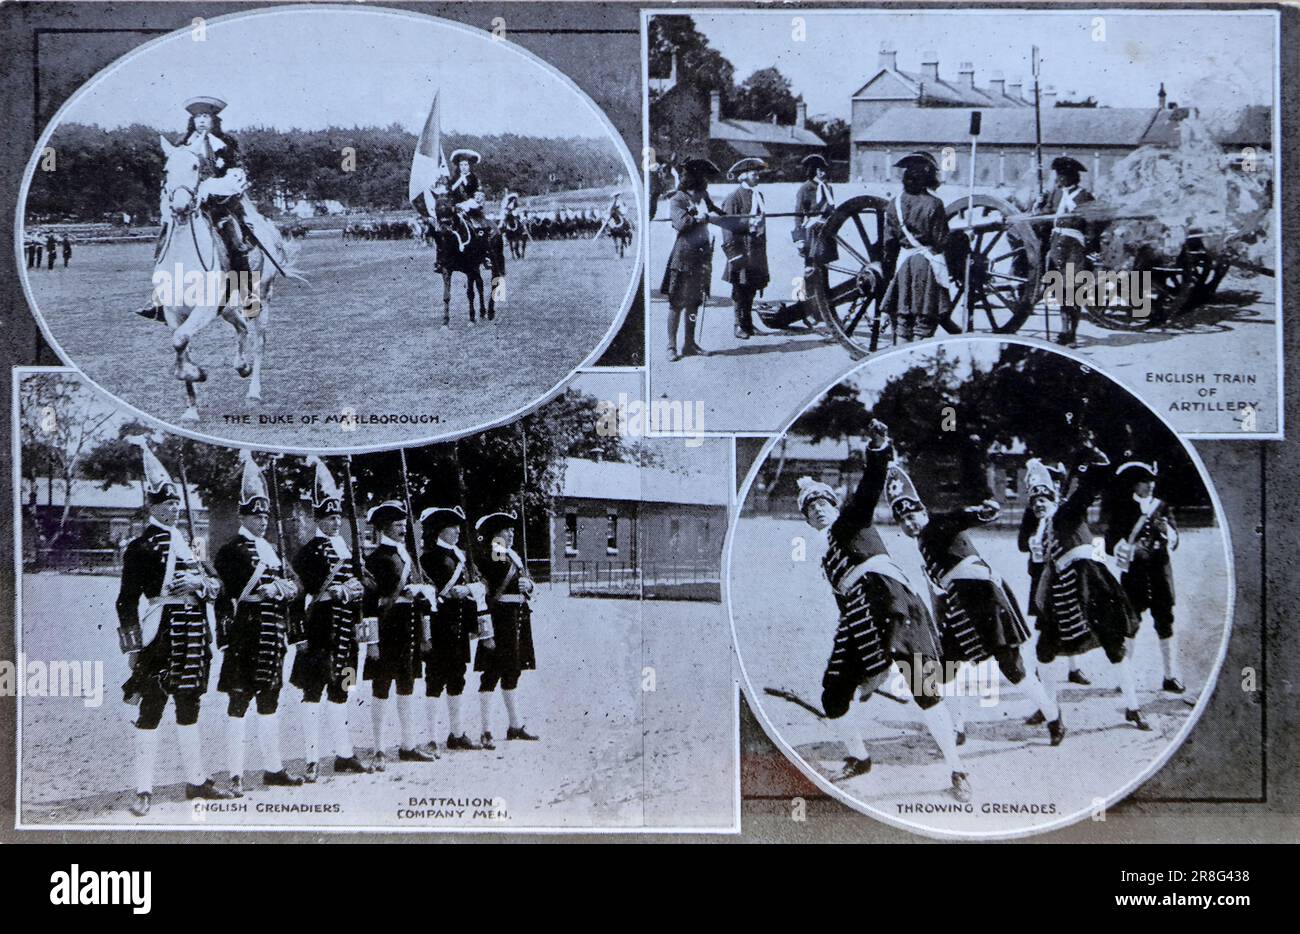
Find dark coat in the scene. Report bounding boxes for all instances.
[720,185,769,291]
[214,534,295,695]
[290,534,364,693]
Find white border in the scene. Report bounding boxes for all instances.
[15,4,646,456]
[723,334,1239,841]
[11,365,740,836]
[640,5,1284,442]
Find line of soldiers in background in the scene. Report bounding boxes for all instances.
[24,232,73,270]
[797,420,1180,800]
[115,444,539,817]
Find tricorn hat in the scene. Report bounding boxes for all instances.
[894,151,939,173]
[796,476,838,515]
[419,505,466,529]
[129,437,180,505]
[305,456,343,518]
[238,450,271,516]
[1051,156,1088,176]
[474,510,518,541]
[184,96,227,117]
[1115,460,1158,483]
[801,154,829,172]
[449,149,481,166]
[728,157,768,180]
[885,463,924,517]
[681,157,721,186]
[366,500,407,528]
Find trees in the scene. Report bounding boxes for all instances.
[731,68,801,125]
[647,15,736,100]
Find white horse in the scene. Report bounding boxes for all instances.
[153,136,295,422]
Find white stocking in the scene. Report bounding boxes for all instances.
[502,688,523,731]
[919,703,964,773]
[479,692,493,735]
[176,722,207,786]
[300,702,322,765]
[371,697,390,753]
[134,727,159,794]
[1159,634,1181,681]
[256,712,283,773]
[225,714,247,779]
[447,694,463,737]
[397,694,421,751]
[325,701,354,758]
[1018,646,1059,721]
[1118,639,1140,710]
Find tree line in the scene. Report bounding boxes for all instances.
[27,123,629,223]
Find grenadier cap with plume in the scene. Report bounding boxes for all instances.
[1025,457,1061,501]
[129,436,180,505]
[305,456,343,518]
[885,463,924,518]
[796,476,838,515]
[238,450,271,516]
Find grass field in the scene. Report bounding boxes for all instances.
[24,234,637,448]
[18,576,735,831]
[728,515,1230,837]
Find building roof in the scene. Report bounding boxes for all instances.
[775,436,853,462]
[853,67,1029,108]
[555,458,728,507]
[711,116,826,148]
[1137,105,1272,148]
[23,478,208,511]
[855,106,1164,147]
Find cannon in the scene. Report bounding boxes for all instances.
[800,191,1273,357]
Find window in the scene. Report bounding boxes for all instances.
[606,513,619,555]
[564,513,578,556]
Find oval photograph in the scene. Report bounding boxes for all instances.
[727,339,1233,838]
[18,6,640,450]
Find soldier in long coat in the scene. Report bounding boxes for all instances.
[420,506,491,752]
[720,158,770,340]
[214,453,304,795]
[116,439,231,816]
[793,154,836,266]
[1104,461,1184,694]
[1036,156,1096,346]
[1034,443,1150,731]
[290,457,375,780]
[363,501,438,768]
[795,420,971,801]
[880,151,955,342]
[473,511,539,749]
[887,453,1065,746]
[659,158,725,360]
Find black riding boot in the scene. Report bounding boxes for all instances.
[666,304,683,362]
[733,287,756,339]
[683,308,708,357]
[1056,307,1079,345]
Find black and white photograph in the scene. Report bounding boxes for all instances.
[13,368,736,831]
[727,339,1232,837]
[18,6,641,449]
[645,8,1280,438]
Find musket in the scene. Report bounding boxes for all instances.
[266,453,305,642]
[340,454,366,585]
[450,440,481,582]
[397,448,433,648]
[517,423,530,574]
[175,443,199,552]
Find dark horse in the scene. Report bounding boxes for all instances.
[502,212,529,260]
[436,212,507,326]
[607,214,633,258]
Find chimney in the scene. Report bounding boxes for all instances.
[990,70,1006,98]
[709,89,721,123]
[1043,85,1058,107]
[959,61,975,89]
[1158,82,1167,109]
[878,42,898,71]
[796,101,807,129]
[922,50,940,82]
[1009,78,1024,102]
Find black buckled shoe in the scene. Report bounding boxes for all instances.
[506,726,540,742]
[480,731,497,751]
[129,792,152,817]
[334,755,375,774]
[264,769,306,787]
[304,761,319,784]
[1024,709,1047,726]
[1125,708,1153,732]
[398,746,437,763]
[1162,677,1186,694]
[446,733,482,751]
[186,778,236,801]
[830,756,872,783]
[372,751,387,772]
[228,775,245,799]
[1068,668,1092,686]
[1049,716,1066,747]
[955,730,967,747]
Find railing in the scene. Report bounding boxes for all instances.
[26,547,122,574]
[563,560,720,601]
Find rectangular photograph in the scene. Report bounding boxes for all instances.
[12,368,737,832]
[644,8,1281,438]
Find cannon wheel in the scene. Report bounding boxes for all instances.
[1082,242,1204,330]
[944,195,1043,334]
[806,195,893,358]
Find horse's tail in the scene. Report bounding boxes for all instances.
[245,202,308,285]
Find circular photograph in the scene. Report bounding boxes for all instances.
[18,6,640,451]
[728,338,1232,838]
